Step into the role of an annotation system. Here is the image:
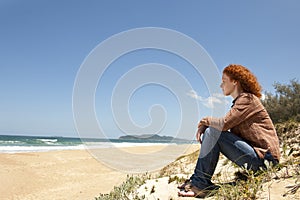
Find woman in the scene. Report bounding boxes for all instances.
[178,64,280,198]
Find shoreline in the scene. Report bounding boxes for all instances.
[0,144,199,200]
[0,142,196,154]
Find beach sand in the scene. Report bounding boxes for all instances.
[0,144,198,200]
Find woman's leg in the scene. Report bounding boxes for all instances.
[190,127,264,190]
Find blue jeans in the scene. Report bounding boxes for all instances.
[190,127,275,190]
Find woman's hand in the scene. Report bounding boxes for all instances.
[196,125,208,144]
[196,117,210,143]
[198,117,210,127]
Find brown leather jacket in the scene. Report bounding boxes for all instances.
[209,93,280,161]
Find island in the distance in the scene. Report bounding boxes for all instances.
[118,134,192,143]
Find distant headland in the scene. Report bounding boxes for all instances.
[118,134,191,143]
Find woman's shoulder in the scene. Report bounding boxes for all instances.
[235,92,260,105]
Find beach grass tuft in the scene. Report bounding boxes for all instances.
[95,174,148,200]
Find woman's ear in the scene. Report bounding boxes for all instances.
[233,79,238,86]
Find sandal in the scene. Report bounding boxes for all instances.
[177,179,192,190]
[178,185,209,198]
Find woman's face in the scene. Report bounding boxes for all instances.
[220,73,236,96]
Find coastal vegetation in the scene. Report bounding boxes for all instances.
[95,80,300,200]
[262,79,300,123]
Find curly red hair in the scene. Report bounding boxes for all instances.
[223,64,262,98]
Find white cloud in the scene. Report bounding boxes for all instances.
[261,93,266,101]
[187,90,229,108]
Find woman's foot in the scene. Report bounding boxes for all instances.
[178,185,209,198]
[178,190,196,197]
[177,179,192,190]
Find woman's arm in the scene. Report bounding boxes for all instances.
[200,93,259,131]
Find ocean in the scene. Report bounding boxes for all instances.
[0,134,191,153]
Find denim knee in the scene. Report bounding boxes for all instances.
[203,127,222,139]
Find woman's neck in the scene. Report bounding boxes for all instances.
[231,85,244,99]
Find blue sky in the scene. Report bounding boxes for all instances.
[0,0,299,139]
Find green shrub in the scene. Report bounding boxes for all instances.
[262,79,300,123]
